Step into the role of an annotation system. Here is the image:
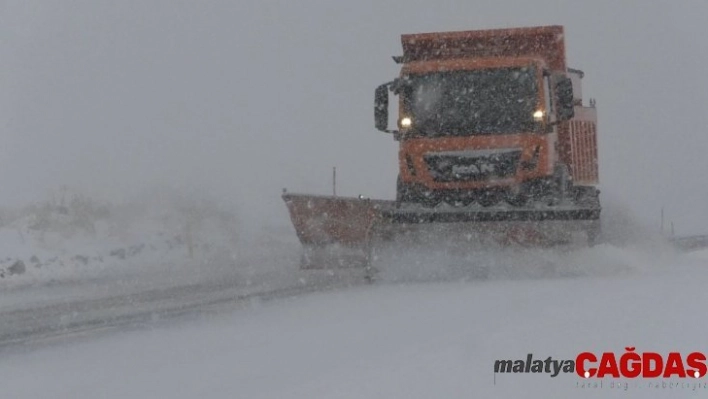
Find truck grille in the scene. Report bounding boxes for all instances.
[424,148,521,182]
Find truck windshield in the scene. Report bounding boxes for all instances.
[402,67,538,135]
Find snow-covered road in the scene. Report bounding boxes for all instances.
[0,269,366,348]
[0,233,369,348]
[1,244,706,398]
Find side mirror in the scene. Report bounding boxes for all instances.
[374,84,389,132]
[554,76,575,121]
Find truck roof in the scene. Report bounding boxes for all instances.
[400,25,567,72]
[401,56,545,75]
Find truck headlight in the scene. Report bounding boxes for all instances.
[400,117,412,128]
[533,110,544,121]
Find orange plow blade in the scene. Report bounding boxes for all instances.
[282,193,600,269]
[282,193,388,268]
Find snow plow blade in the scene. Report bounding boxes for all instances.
[282,193,390,246]
[283,192,600,269]
[282,193,387,269]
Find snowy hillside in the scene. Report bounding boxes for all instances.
[0,191,240,289]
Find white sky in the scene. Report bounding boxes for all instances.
[2,0,707,234]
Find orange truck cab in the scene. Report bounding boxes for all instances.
[374,26,599,208]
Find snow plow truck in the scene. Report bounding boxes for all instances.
[283,25,600,268]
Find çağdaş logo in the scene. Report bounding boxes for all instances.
[494,348,707,379]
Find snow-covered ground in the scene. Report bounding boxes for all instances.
[0,191,243,289]
[1,194,705,397]
[0,192,374,347]
[1,241,707,398]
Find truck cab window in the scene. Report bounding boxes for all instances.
[402,67,539,136]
